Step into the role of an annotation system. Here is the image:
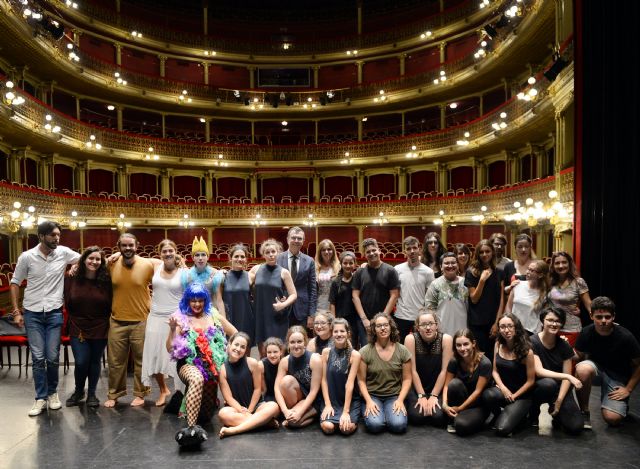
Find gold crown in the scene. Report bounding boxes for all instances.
[191,236,209,256]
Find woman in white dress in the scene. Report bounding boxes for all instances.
[142,239,185,406]
[315,239,340,315]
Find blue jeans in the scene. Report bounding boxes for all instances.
[71,337,108,395]
[23,308,63,400]
[362,395,408,434]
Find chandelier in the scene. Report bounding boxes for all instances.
[0,201,37,232]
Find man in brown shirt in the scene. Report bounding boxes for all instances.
[104,233,155,407]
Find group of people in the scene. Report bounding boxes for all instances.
[9,222,639,448]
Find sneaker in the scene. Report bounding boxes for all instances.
[582,411,592,430]
[66,390,86,407]
[28,399,47,416]
[447,424,456,434]
[86,395,100,408]
[48,393,62,410]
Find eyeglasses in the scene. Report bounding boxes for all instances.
[499,324,515,330]
[374,323,390,330]
[313,321,328,326]
[544,318,562,325]
[418,322,437,329]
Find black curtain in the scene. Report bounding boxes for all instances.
[578,0,640,337]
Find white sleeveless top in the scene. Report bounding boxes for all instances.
[150,266,184,317]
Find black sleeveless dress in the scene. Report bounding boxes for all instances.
[321,345,361,424]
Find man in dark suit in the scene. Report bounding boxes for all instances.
[277,226,317,330]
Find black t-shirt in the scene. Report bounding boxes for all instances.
[447,355,492,393]
[464,268,503,326]
[329,276,356,318]
[530,334,574,374]
[352,263,400,319]
[575,324,640,383]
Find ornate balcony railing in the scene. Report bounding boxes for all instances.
[69,0,493,56]
[0,172,572,227]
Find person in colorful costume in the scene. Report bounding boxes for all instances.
[182,236,227,317]
[167,283,236,447]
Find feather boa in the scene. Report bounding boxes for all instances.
[170,312,227,382]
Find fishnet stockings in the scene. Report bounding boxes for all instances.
[179,364,218,426]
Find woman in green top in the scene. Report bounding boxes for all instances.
[357,312,412,433]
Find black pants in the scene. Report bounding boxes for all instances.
[532,378,584,435]
[405,389,447,427]
[447,378,489,436]
[395,318,414,344]
[483,386,532,436]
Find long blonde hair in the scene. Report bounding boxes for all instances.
[315,239,340,276]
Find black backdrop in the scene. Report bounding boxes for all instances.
[577,0,639,338]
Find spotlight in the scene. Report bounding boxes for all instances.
[483,25,497,39]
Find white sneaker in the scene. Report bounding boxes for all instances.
[48,393,62,410]
[28,399,47,416]
[447,424,456,434]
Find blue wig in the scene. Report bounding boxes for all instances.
[179,283,212,316]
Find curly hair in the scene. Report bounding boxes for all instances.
[178,283,212,316]
[76,246,111,286]
[497,313,531,361]
[260,238,283,256]
[368,312,400,345]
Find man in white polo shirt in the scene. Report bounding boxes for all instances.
[394,236,435,340]
[11,221,80,416]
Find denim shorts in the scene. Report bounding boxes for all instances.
[581,360,629,417]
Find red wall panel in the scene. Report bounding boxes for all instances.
[63,230,81,251]
[318,226,358,243]
[80,36,115,63]
[54,164,73,191]
[363,58,400,84]
[404,225,442,242]
[318,64,358,89]
[363,225,403,243]
[446,35,478,61]
[130,173,158,195]
[209,65,250,89]
[324,176,353,196]
[217,177,246,198]
[83,229,120,249]
[22,158,37,185]
[121,48,160,75]
[410,171,436,192]
[173,175,200,197]
[368,173,395,195]
[450,166,473,190]
[446,225,481,245]
[165,59,204,83]
[166,228,208,245]
[88,169,114,193]
[405,47,440,76]
[212,228,253,246]
[127,229,166,247]
[488,161,506,187]
[262,177,308,201]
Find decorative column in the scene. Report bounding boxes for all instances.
[159,55,167,78]
[116,107,123,131]
[312,66,319,89]
[355,169,365,198]
[356,61,364,85]
[203,4,209,35]
[399,53,406,76]
[75,96,81,120]
[160,169,171,198]
[400,112,405,136]
[357,225,364,251]
[248,66,256,88]
[396,167,407,196]
[38,155,53,190]
[204,119,211,143]
[205,171,214,201]
[114,43,122,66]
[314,120,319,144]
[357,117,363,141]
[250,173,258,202]
[439,104,446,129]
[161,114,166,138]
[116,165,128,195]
[8,150,22,182]
[357,0,362,35]
[436,163,448,193]
[439,42,447,64]
[479,94,484,116]
[202,62,210,85]
[75,161,88,193]
[251,121,255,145]
[474,159,487,190]
[312,174,321,202]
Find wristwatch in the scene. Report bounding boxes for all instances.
[417,393,427,399]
